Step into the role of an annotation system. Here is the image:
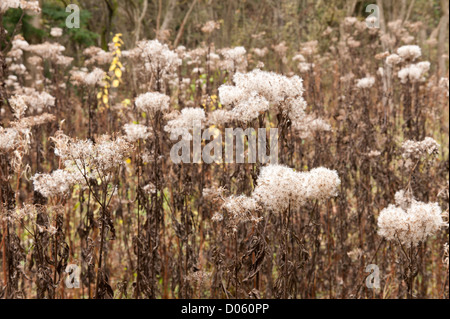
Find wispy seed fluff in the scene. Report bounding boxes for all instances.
[386,53,402,67]
[218,85,246,107]
[396,45,422,61]
[233,69,304,105]
[220,46,248,73]
[220,69,320,132]
[135,92,170,114]
[33,169,76,198]
[164,107,206,140]
[0,127,22,153]
[83,68,106,87]
[401,136,439,160]
[218,195,261,233]
[207,109,232,126]
[123,123,151,142]
[356,76,375,89]
[9,95,28,119]
[13,88,56,114]
[50,27,63,37]
[52,132,131,174]
[228,91,269,123]
[397,61,430,83]
[136,39,182,76]
[377,190,445,248]
[1,0,40,13]
[252,164,341,213]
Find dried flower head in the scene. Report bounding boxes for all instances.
[123,123,151,142]
[398,62,430,84]
[220,46,248,73]
[378,192,445,248]
[50,27,63,37]
[401,137,439,160]
[397,45,422,61]
[252,164,340,213]
[33,169,76,198]
[201,20,220,34]
[228,92,269,123]
[356,76,375,89]
[135,92,170,115]
[164,107,206,140]
[386,53,402,67]
[83,68,106,87]
[219,195,261,233]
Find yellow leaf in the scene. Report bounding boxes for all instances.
[103,95,109,104]
[125,158,131,164]
[97,92,102,99]
[112,80,120,88]
[115,68,122,78]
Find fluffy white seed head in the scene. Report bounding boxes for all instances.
[83,68,106,86]
[356,76,375,89]
[135,92,170,114]
[0,127,21,154]
[252,164,341,213]
[378,196,445,248]
[398,62,430,84]
[123,123,151,142]
[218,85,246,108]
[33,169,76,198]
[304,167,341,201]
[50,27,63,37]
[219,195,261,234]
[136,39,182,76]
[228,92,269,123]
[386,53,402,66]
[397,45,422,61]
[401,137,439,160]
[164,107,206,140]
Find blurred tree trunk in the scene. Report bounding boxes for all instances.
[101,0,118,50]
[159,0,177,39]
[26,0,42,87]
[134,0,149,44]
[438,0,449,76]
[339,0,357,41]
[174,0,198,47]
[376,0,387,35]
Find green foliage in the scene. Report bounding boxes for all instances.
[42,2,98,47]
[1,3,98,49]
[2,8,46,44]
